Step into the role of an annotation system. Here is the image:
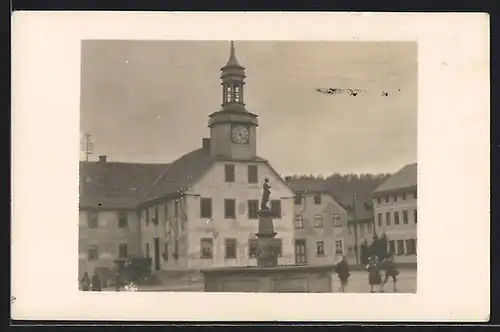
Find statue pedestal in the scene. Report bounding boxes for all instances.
[255,209,278,268]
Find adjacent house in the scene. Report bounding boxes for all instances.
[286,178,349,266]
[78,157,169,281]
[372,163,418,263]
[344,197,375,265]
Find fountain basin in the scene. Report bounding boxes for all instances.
[201,264,336,293]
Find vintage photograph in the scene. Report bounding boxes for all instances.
[78,40,418,294]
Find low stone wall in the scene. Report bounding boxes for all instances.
[348,262,417,271]
[157,269,204,285]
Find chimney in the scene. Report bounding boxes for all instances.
[98,155,107,163]
[202,138,210,151]
[284,176,292,182]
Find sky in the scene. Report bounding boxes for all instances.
[80,40,417,176]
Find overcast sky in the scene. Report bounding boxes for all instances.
[80,40,417,176]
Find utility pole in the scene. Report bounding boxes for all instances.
[352,192,359,265]
[81,133,93,162]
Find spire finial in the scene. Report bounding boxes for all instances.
[230,40,235,57]
[225,40,241,67]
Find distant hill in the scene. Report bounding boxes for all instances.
[286,173,391,210]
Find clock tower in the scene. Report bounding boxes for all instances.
[208,41,259,160]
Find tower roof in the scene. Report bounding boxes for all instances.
[225,41,241,67]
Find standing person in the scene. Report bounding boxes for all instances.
[91,271,102,292]
[335,255,350,293]
[381,253,399,292]
[365,255,382,293]
[80,272,90,291]
[114,271,121,292]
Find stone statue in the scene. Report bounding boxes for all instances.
[261,178,271,210]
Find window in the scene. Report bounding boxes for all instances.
[118,243,128,258]
[313,194,322,205]
[347,246,353,255]
[248,239,258,258]
[200,198,212,219]
[394,211,400,225]
[234,85,241,102]
[316,241,325,256]
[396,240,405,255]
[225,164,235,182]
[314,214,324,228]
[403,210,409,224]
[335,240,344,254]
[145,208,150,225]
[152,206,159,226]
[377,213,383,226]
[247,200,259,219]
[402,193,407,201]
[406,239,417,255]
[226,86,232,103]
[377,197,381,204]
[163,242,168,261]
[174,200,179,218]
[294,214,304,228]
[270,200,281,218]
[118,212,128,228]
[88,212,98,228]
[348,224,352,235]
[386,211,391,226]
[145,243,150,258]
[414,209,418,223]
[224,199,236,219]
[248,165,258,183]
[294,195,302,205]
[225,238,237,259]
[388,240,395,254]
[413,190,418,199]
[274,238,283,257]
[333,213,341,227]
[174,240,179,260]
[385,196,390,203]
[201,238,213,259]
[295,239,307,264]
[367,222,372,234]
[164,203,169,219]
[393,195,398,202]
[87,245,98,261]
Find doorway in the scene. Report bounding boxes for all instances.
[154,237,161,271]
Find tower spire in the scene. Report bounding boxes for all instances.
[225,40,241,67]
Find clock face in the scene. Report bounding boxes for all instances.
[231,125,250,144]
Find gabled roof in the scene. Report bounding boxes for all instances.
[79,161,169,209]
[286,178,349,212]
[346,198,375,222]
[373,163,417,194]
[141,148,215,203]
[286,178,328,193]
[140,147,287,206]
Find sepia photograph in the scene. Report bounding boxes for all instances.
[79,40,418,294]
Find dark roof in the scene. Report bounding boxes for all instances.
[286,178,328,193]
[373,163,417,194]
[142,147,274,205]
[79,161,169,209]
[346,199,374,222]
[286,178,349,212]
[142,148,215,203]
